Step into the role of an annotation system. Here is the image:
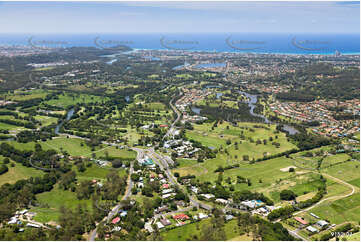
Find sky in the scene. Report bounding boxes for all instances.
[0,1,359,34]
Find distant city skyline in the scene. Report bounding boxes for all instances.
[0,1,359,34]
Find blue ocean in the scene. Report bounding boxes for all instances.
[0,33,359,55]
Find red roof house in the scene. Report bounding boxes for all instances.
[173,214,190,220]
[294,217,308,225]
[112,217,120,224]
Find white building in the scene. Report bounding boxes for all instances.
[215,198,230,205]
[200,194,215,200]
[144,222,154,233]
[306,226,318,233]
[316,220,329,228]
[198,213,208,219]
[156,222,164,229]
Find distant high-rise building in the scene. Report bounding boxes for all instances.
[335,50,341,57]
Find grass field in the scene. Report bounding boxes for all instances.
[173,154,298,196]
[0,121,20,130]
[160,219,251,241]
[0,157,44,186]
[346,232,360,241]
[320,153,351,169]
[31,185,92,223]
[186,121,297,158]
[349,178,360,188]
[75,165,127,182]
[308,193,360,224]
[2,140,37,150]
[1,89,48,101]
[34,115,58,126]
[45,93,107,108]
[321,160,360,185]
[39,137,136,159]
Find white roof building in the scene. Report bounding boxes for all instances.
[144,222,154,233]
[316,220,329,227]
[198,213,208,219]
[8,217,18,225]
[26,223,41,228]
[156,222,164,229]
[306,226,318,233]
[162,193,176,199]
[191,186,199,194]
[200,194,215,200]
[215,198,230,204]
[162,188,174,194]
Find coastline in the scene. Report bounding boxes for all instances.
[130,48,360,56]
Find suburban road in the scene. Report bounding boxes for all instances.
[145,148,212,211]
[88,157,136,241]
[163,93,182,140]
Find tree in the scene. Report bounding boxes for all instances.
[280,190,297,200]
[3,158,10,164]
[112,159,122,168]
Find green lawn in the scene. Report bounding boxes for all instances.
[0,157,44,186]
[39,138,135,159]
[186,121,297,159]
[31,185,92,223]
[308,193,360,224]
[45,93,107,108]
[161,219,247,241]
[2,89,48,101]
[321,160,360,185]
[0,121,22,130]
[349,178,360,188]
[2,140,37,150]
[34,115,58,126]
[176,158,198,168]
[75,165,126,182]
[346,231,360,241]
[321,153,351,168]
[173,154,298,195]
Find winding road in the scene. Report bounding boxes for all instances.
[285,172,357,241]
[293,172,356,216]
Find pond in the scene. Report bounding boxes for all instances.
[191,106,202,115]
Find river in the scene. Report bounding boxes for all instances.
[239,91,299,135]
[55,108,75,134]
